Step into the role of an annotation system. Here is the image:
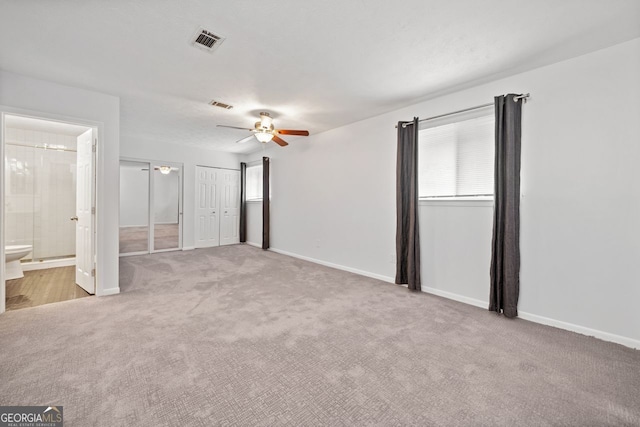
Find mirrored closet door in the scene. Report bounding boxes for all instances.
[119,160,150,255]
[152,163,181,252]
[119,159,183,256]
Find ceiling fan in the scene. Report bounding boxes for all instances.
[217,112,309,147]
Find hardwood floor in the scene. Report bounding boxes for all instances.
[5,266,91,311]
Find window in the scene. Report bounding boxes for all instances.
[418,110,494,199]
[246,164,263,201]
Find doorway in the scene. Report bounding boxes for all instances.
[119,159,183,256]
[3,114,97,310]
[195,166,240,248]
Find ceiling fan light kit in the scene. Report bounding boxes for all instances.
[255,132,274,143]
[217,112,310,147]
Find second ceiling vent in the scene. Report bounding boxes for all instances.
[191,27,225,53]
[209,100,233,110]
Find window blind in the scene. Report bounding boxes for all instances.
[418,113,494,198]
[246,165,263,200]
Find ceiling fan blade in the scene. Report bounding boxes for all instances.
[272,135,289,147]
[276,129,309,136]
[236,135,257,144]
[217,125,254,131]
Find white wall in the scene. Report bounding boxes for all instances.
[246,201,262,246]
[243,121,397,282]
[420,199,494,305]
[120,138,240,249]
[243,38,640,347]
[1,70,121,302]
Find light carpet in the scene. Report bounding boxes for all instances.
[1,245,639,426]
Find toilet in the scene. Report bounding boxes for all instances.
[5,245,33,280]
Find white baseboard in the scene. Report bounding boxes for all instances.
[182,246,195,251]
[245,241,261,248]
[22,257,75,271]
[99,287,120,296]
[268,247,395,284]
[422,286,639,349]
[264,248,639,350]
[517,311,640,350]
[421,286,487,309]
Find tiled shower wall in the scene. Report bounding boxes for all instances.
[4,128,77,260]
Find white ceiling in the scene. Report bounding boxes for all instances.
[1,0,639,154]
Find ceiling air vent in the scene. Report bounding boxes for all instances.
[191,27,225,52]
[209,100,233,110]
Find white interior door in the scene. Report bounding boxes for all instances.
[220,169,240,246]
[75,129,95,294]
[195,166,220,248]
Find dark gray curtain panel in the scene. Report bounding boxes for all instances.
[239,162,247,243]
[490,94,522,318]
[262,156,270,250]
[395,117,421,291]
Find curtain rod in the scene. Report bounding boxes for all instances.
[396,93,530,128]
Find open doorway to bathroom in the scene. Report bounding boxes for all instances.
[3,114,97,311]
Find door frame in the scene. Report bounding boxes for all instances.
[0,107,101,313]
[119,156,184,256]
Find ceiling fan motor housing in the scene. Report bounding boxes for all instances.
[255,122,275,132]
[259,112,273,130]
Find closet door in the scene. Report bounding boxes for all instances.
[195,166,220,248]
[119,160,150,255]
[119,159,182,255]
[220,169,240,246]
[152,164,182,252]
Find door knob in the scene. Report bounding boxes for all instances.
[70,216,78,221]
